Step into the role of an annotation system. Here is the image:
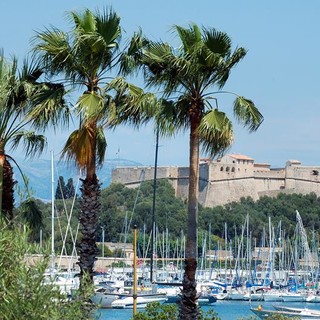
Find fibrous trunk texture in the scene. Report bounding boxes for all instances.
[78,174,100,285]
[2,158,15,222]
[178,258,199,320]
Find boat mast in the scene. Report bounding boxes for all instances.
[51,150,55,272]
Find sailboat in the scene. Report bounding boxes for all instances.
[43,151,80,296]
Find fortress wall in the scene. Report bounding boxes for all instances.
[254,177,285,193]
[176,178,189,201]
[199,163,209,205]
[198,178,208,205]
[286,179,320,195]
[203,177,258,207]
[258,189,297,198]
[285,166,320,190]
[254,169,285,179]
[112,166,181,188]
[286,165,320,180]
[199,163,209,183]
[176,174,189,200]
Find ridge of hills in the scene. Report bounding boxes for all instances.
[12,157,143,201]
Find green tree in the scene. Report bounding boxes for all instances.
[55,176,66,200]
[33,7,153,287]
[65,177,76,199]
[124,24,263,318]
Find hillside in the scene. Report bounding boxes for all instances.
[12,157,142,201]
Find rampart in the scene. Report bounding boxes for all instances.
[111,154,320,207]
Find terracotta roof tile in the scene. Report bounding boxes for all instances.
[228,154,254,161]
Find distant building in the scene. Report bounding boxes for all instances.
[111,154,320,207]
[102,242,134,260]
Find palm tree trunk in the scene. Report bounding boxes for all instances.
[0,153,4,216]
[78,174,101,286]
[179,112,200,320]
[77,122,100,290]
[2,158,15,222]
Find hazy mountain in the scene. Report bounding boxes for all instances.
[12,157,143,201]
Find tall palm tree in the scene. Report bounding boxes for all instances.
[0,50,63,225]
[33,7,153,285]
[123,24,263,319]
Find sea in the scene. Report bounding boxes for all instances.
[94,300,320,319]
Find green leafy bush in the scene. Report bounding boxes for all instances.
[132,302,221,320]
[0,221,95,320]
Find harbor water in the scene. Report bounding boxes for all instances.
[95,300,320,319]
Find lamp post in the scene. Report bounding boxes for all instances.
[150,129,159,283]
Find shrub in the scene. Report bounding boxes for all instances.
[132,302,221,320]
[0,221,95,320]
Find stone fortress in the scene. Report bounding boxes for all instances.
[111,154,320,207]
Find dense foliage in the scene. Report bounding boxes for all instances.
[0,220,95,320]
[200,192,320,241]
[99,180,187,242]
[133,302,220,320]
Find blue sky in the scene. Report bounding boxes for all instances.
[1,1,320,168]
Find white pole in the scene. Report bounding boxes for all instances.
[40,229,42,253]
[101,226,105,258]
[51,151,55,271]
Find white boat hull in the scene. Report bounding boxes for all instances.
[281,293,306,302]
[251,306,320,319]
[111,295,167,309]
[91,292,120,308]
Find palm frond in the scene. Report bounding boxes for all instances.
[217,47,247,88]
[95,7,121,48]
[120,29,149,75]
[75,92,105,122]
[96,127,107,167]
[173,23,202,53]
[10,130,47,158]
[233,96,264,132]
[107,80,157,128]
[155,99,182,137]
[71,9,97,34]
[28,82,69,129]
[203,27,232,57]
[33,28,72,75]
[60,126,96,171]
[20,198,43,230]
[199,109,234,158]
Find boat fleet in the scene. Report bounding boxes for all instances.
[88,263,320,309]
[43,204,320,315]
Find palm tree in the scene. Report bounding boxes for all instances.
[0,50,62,226]
[33,7,153,286]
[123,24,263,319]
